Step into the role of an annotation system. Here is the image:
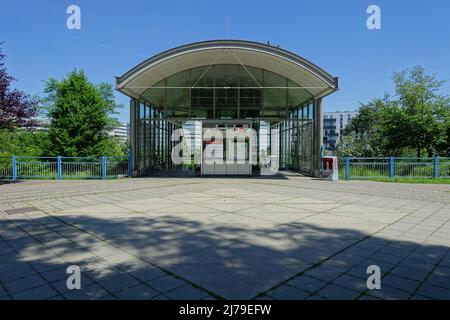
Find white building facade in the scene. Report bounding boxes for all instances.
[323,111,358,151]
[110,122,130,145]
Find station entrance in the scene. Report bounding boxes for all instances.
[117,40,338,177]
[201,121,254,176]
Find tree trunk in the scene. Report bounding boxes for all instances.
[417,147,421,158]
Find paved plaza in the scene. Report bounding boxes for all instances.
[0,176,449,300]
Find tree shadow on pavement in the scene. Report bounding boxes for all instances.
[0,212,449,300]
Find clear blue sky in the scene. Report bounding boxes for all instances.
[1,0,450,123]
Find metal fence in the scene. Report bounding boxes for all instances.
[0,156,130,181]
[343,157,450,180]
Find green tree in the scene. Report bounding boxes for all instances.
[340,97,409,157]
[340,66,450,157]
[392,66,448,157]
[438,106,450,156]
[335,134,375,158]
[44,70,123,157]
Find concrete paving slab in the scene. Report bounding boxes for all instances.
[1,176,449,300]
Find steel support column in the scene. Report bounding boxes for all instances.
[129,99,139,177]
[313,99,323,177]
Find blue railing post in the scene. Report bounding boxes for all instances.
[345,158,350,180]
[389,157,395,178]
[57,156,62,180]
[434,156,439,178]
[102,156,107,180]
[12,156,17,181]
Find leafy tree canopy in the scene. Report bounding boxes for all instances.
[0,43,38,130]
[337,66,450,158]
[0,128,48,157]
[44,69,123,157]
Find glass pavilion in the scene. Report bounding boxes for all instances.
[116,40,338,177]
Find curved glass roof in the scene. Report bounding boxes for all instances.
[116,40,338,120]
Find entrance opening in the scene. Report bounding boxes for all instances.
[201,121,254,176]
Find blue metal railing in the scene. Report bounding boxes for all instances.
[0,155,131,181]
[343,157,450,180]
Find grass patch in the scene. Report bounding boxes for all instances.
[356,177,450,184]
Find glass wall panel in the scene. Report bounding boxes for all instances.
[144,106,148,169]
[191,66,214,119]
[239,66,263,119]
[166,70,190,118]
[263,70,287,119]
[138,102,145,171]
[215,65,238,119]
[298,102,314,173]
